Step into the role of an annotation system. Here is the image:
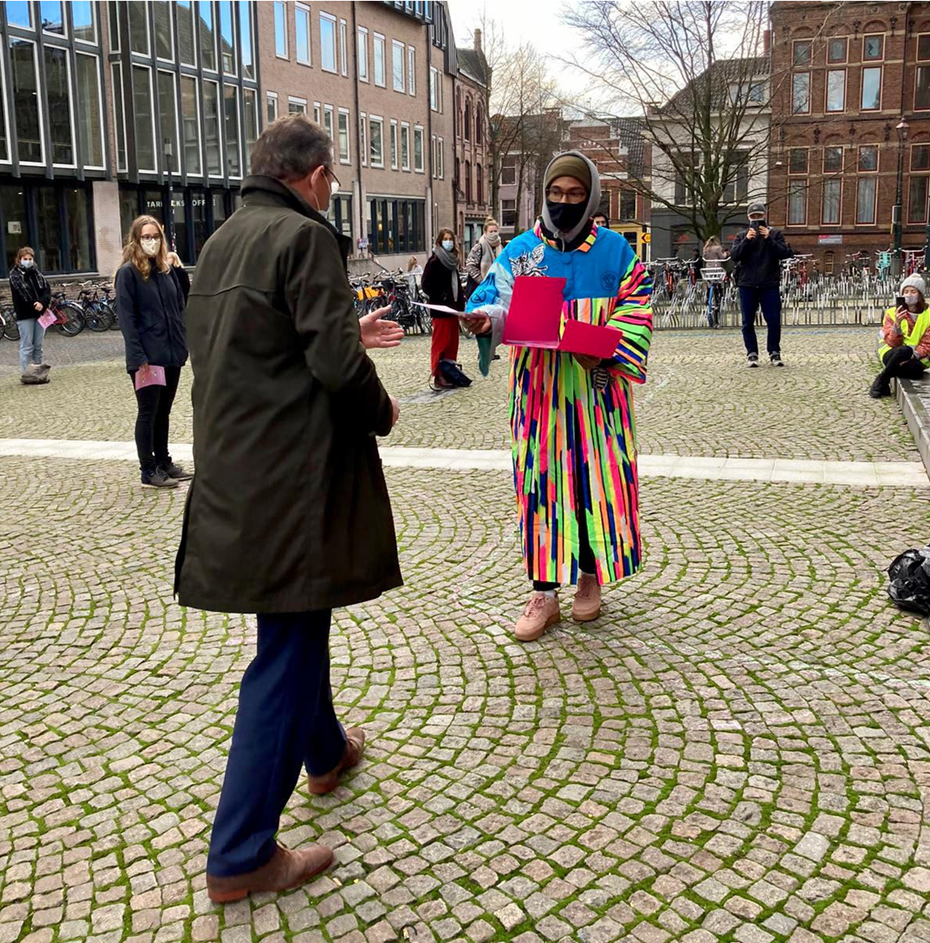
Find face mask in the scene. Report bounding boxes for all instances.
[546,199,589,235]
[140,238,160,257]
[485,232,500,246]
[904,291,919,306]
[442,240,454,252]
[20,259,34,269]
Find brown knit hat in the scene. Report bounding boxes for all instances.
[545,153,591,193]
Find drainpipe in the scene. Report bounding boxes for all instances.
[350,1,364,260]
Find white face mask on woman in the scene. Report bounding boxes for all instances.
[441,240,454,252]
[140,237,160,258]
[20,259,34,269]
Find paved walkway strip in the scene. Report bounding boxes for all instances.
[0,438,926,488]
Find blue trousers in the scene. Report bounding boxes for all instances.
[207,611,347,877]
[18,318,45,373]
[739,286,782,357]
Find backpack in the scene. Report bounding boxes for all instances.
[438,359,472,388]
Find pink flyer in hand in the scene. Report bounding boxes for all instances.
[134,365,166,391]
[37,310,56,330]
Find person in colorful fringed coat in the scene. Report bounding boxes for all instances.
[464,151,653,642]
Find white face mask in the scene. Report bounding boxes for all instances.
[904,291,919,307]
[442,240,454,252]
[20,259,34,269]
[140,238,160,257]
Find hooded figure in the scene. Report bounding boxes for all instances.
[465,150,653,643]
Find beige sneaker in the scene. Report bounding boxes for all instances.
[515,592,561,642]
[572,573,602,622]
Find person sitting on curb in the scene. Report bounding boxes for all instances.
[871,274,930,398]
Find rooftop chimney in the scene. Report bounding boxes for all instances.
[763,29,771,55]
[474,28,482,53]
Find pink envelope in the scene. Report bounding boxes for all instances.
[502,276,622,358]
[37,310,56,330]
[134,365,166,390]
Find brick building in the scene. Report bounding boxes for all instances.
[453,30,492,252]
[769,0,930,270]
[259,0,456,270]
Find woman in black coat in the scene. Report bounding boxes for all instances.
[422,228,466,388]
[9,246,52,380]
[116,216,190,489]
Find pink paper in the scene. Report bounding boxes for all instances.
[37,310,56,330]
[134,365,166,390]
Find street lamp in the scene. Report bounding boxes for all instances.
[893,117,909,273]
[164,138,175,253]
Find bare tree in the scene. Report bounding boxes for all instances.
[564,1,831,243]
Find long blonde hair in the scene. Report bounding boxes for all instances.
[120,215,170,279]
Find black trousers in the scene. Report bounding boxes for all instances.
[207,610,347,877]
[129,365,181,472]
[877,345,926,384]
[739,286,782,357]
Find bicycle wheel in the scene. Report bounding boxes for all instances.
[1,306,19,341]
[85,302,111,332]
[56,303,86,336]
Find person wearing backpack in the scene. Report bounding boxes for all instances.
[422,229,469,388]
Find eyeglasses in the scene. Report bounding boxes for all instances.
[325,166,341,190]
[546,186,588,204]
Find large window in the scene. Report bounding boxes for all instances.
[76,54,103,168]
[112,62,127,170]
[401,122,410,170]
[917,67,930,110]
[178,0,196,65]
[204,80,221,175]
[11,40,42,164]
[129,0,149,54]
[224,85,241,177]
[359,112,367,166]
[274,0,288,57]
[823,146,843,173]
[132,65,156,171]
[40,1,64,34]
[370,116,384,166]
[863,35,884,61]
[338,108,350,163]
[373,33,386,86]
[413,126,424,172]
[240,1,254,79]
[501,155,516,185]
[501,199,516,228]
[408,45,416,95]
[154,0,173,59]
[793,40,811,65]
[367,197,426,254]
[857,177,877,223]
[792,73,810,114]
[200,0,216,70]
[72,1,96,42]
[787,182,806,225]
[219,1,235,74]
[323,103,334,140]
[789,148,808,175]
[6,1,32,28]
[328,194,352,240]
[390,119,398,169]
[822,179,841,224]
[430,66,441,111]
[296,4,311,64]
[828,38,847,63]
[909,176,928,224]
[339,19,347,76]
[858,145,878,172]
[861,67,881,110]
[321,14,337,72]
[243,88,258,173]
[826,70,845,112]
[722,153,749,203]
[181,75,202,176]
[357,27,369,80]
[157,71,179,174]
[44,46,74,165]
[393,40,405,92]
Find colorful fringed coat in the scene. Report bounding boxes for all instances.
[466,222,653,586]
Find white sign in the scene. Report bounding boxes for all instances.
[7,221,22,234]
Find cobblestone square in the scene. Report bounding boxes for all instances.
[2,328,930,943]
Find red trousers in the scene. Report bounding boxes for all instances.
[430,316,460,376]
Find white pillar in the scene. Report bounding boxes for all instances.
[92,181,124,278]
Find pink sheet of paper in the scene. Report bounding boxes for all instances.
[502,275,622,358]
[134,365,166,391]
[37,310,56,330]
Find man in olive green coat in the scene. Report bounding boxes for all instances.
[175,115,404,902]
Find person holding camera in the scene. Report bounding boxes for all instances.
[870,274,930,398]
[729,201,792,367]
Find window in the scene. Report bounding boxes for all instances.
[240,1,255,79]
[501,155,516,185]
[313,102,320,123]
[913,145,930,171]
[413,126,424,172]
[826,70,846,112]
[40,1,64,34]
[430,134,436,178]
[822,179,841,224]
[401,122,410,170]
[339,19,347,76]
[722,153,749,203]
[267,91,278,125]
[219,1,235,73]
[793,40,811,65]
[863,35,884,61]
[329,194,352,239]
[157,70,179,175]
[857,177,877,223]
[920,35,930,61]
[438,137,444,179]
[430,67,441,111]
[464,99,471,141]
[204,80,221,175]
[476,163,481,201]
[476,106,483,145]
[111,63,126,170]
[360,112,367,166]
[501,199,516,227]
[74,54,103,168]
[154,0,173,59]
[244,88,258,173]
[858,144,878,172]
[323,103,334,141]
[374,33,386,86]
[338,108,350,163]
[132,65,156,171]
[11,41,42,165]
[910,175,929,223]
[789,147,808,174]
[861,67,881,110]
[917,68,930,110]
[390,119,398,169]
[182,76,202,176]
[370,116,383,166]
[296,4,311,64]
[748,82,765,104]
[788,182,806,225]
[792,73,810,114]
[72,1,96,42]
[224,85,241,177]
[619,189,636,220]
[358,27,369,80]
[828,37,847,63]
[200,1,216,70]
[366,198,426,254]
[393,40,405,91]
[129,0,149,54]
[288,97,307,114]
[320,13,337,72]
[274,0,288,57]
[177,0,196,65]
[6,1,32,28]
[408,46,416,95]
[823,146,843,173]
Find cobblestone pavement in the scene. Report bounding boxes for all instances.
[3,330,930,943]
[0,328,918,463]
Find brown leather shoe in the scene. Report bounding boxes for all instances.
[206,843,333,903]
[307,727,366,795]
[514,593,561,642]
[572,573,602,622]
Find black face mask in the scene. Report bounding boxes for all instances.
[546,199,589,234]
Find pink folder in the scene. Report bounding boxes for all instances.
[134,365,166,390]
[502,276,621,359]
[37,310,56,330]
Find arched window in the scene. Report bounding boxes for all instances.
[464,99,471,142]
[476,164,483,205]
[465,160,472,202]
[476,105,483,145]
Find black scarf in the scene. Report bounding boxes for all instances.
[9,264,48,305]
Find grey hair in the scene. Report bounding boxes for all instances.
[250,113,333,180]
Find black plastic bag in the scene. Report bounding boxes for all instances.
[887,547,930,615]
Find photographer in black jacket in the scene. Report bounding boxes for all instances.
[729,201,793,367]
